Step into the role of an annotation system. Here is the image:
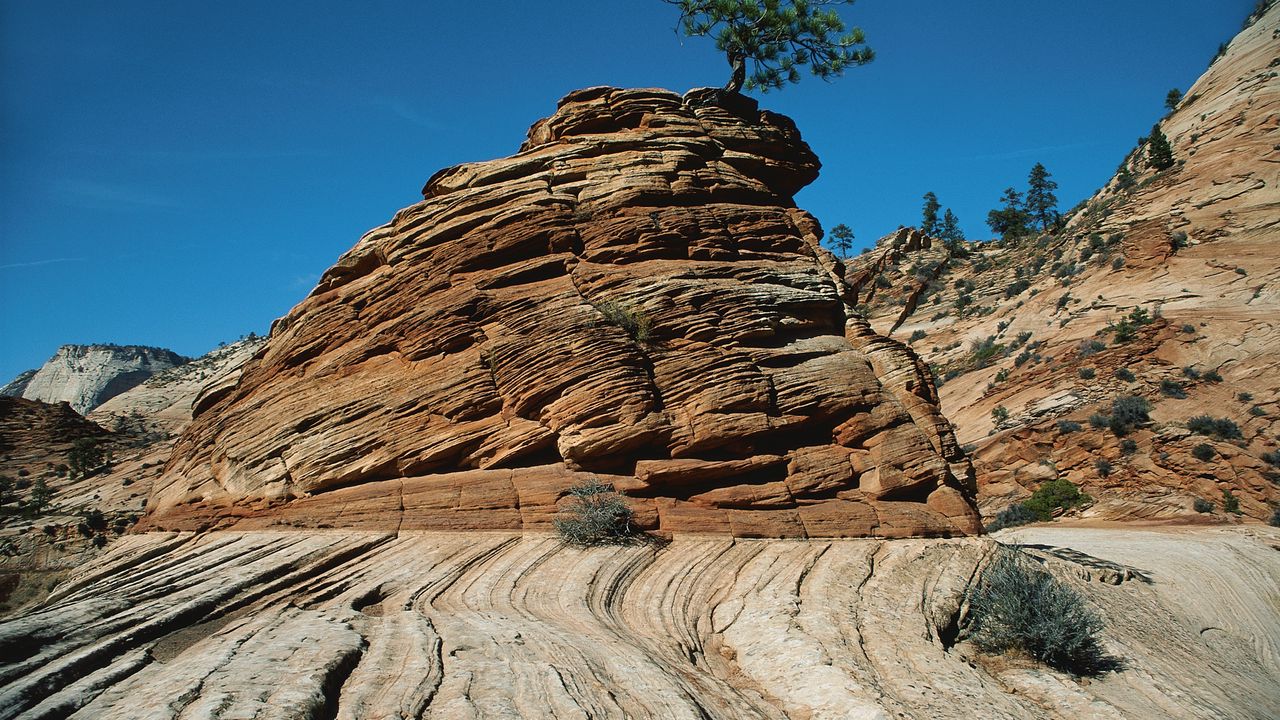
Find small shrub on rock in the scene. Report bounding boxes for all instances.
[1057,420,1082,434]
[554,481,639,546]
[1202,369,1222,383]
[992,405,1010,423]
[1078,367,1096,379]
[1221,489,1241,516]
[593,301,653,344]
[1089,413,1110,430]
[1186,415,1242,440]
[1270,507,1280,527]
[965,549,1117,676]
[1120,439,1138,455]
[1193,497,1214,513]
[1160,379,1187,399]
[985,503,1040,532]
[1023,479,1089,520]
[1191,443,1215,461]
[1181,324,1196,334]
[1094,458,1112,477]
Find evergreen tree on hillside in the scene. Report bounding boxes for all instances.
[663,0,874,93]
[920,192,941,236]
[1024,163,1059,231]
[987,188,1031,240]
[1147,124,1175,170]
[939,208,964,244]
[828,223,855,258]
[1165,88,1183,111]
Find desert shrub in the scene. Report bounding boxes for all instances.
[1160,379,1187,399]
[1023,479,1089,520]
[1094,458,1112,477]
[1181,324,1196,333]
[1014,351,1032,368]
[1078,367,1096,380]
[1120,439,1138,455]
[68,438,106,479]
[1191,443,1215,461]
[1077,339,1106,358]
[1057,420,1082,434]
[1114,367,1136,382]
[1170,230,1188,250]
[1089,413,1110,430]
[1261,450,1280,467]
[1182,366,1201,380]
[992,405,1010,423]
[875,274,892,288]
[965,549,1116,676]
[1221,489,1241,515]
[970,335,1005,368]
[1235,267,1247,276]
[92,534,108,548]
[1251,406,1268,417]
[1193,497,1214,513]
[985,503,1040,532]
[1004,279,1031,299]
[554,481,639,546]
[1237,392,1253,402]
[593,301,653,344]
[909,329,926,343]
[1111,396,1151,430]
[1186,415,1242,440]
[1202,369,1222,383]
[1270,507,1280,527]
[1111,257,1124,271]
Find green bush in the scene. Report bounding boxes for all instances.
[1089,413,1110,430]
[1237,392,1253,402]
[1193,497,1214,513]
[1023,479,1089,520]
[909,329,926,343]
[1120,439,1138,455]
[1078,367,1096,379]
[554,481,640,546]
[1160,379,1187,399]
[1221,489,1241,516]
[1094,458,1112,477]
[1202,369,1223,383]
[1262,450,1280,467]
[965,549,1117,676]
[1187,415,1242,440]
[1114,367,1136,382]
[992,405,1010,423]
[1057,420,1082,434]
[1181,324,1196,334]
[1270,508,1280,527]
[1191,443,1215,461]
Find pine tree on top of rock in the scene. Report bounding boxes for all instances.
[1165,88,1183,111]
[828,223,855,258]
[663,0,874,93]
[939,208,965,245]
[921,191,941,236]
[1146,124,1175,170]
[1024,162,1059,231]
[987,187,1031,240]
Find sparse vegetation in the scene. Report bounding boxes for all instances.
[909,329,926,343]
[1114,367,1136,382]
[1078,367,1095,380]
[1192,443,1216,461]
[964,548,1116,676]
[1120,439,1138,455]
[1221,489,1241,516]
[1057,420,1082,434]
[1160,379,1187,399]
[1107,395,1151,435]
[1202,369,1222,383]
[1186,415,1242,440]
[1023,479,1090,521]
[554,481,640,546]
[992,405,1009,424]
[1094,458,1112,477]
[1181,323,1196,334]
[1193,497,1214,513]
[593,301,654,344]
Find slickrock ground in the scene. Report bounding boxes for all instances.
[847,6,1280,521]
[0,525,1275,719]
[148,86,979,539]
[5,345,189,415]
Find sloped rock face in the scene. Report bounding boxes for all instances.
[846,6,1280,522]
[151,87,979,538]
[17,345,189,415]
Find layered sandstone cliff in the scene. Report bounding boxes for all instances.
[847,5,1280,522]
[8,345,189,415]
[148,87,979,538]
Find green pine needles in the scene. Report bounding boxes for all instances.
[662,0,874,93]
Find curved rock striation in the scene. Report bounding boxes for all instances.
[150,87,978,538]
[0,527,1276,719]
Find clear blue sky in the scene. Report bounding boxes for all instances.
[0,1,1253,381]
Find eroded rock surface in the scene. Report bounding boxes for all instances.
[0,527,1275,719]
[11,345,189,415]
[151,87,979,538]
[846,6,1280,522]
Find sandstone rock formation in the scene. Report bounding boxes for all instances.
[0,526,1276,719]
[846,5,1280,522]
[147,87,980,538]
[10,345,189,415]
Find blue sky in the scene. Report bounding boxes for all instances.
[0,1,1254,381]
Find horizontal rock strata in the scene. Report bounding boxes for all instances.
[151,87,979,537]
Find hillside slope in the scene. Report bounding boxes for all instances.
[848,5,1279,521]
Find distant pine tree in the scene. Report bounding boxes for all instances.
[1024,162,1059,231]
[1165,88,1183,111]
[1147,124,1175,170]
[939,208,965,244]
[828,223,855,259]
[921,192,941,236]
[987,187,1031,240]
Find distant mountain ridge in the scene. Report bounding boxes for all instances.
[3,344,190,415]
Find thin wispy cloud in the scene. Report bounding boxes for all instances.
[965,141,1103,162]
[0,257,87,271]
[57,179,184,211]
